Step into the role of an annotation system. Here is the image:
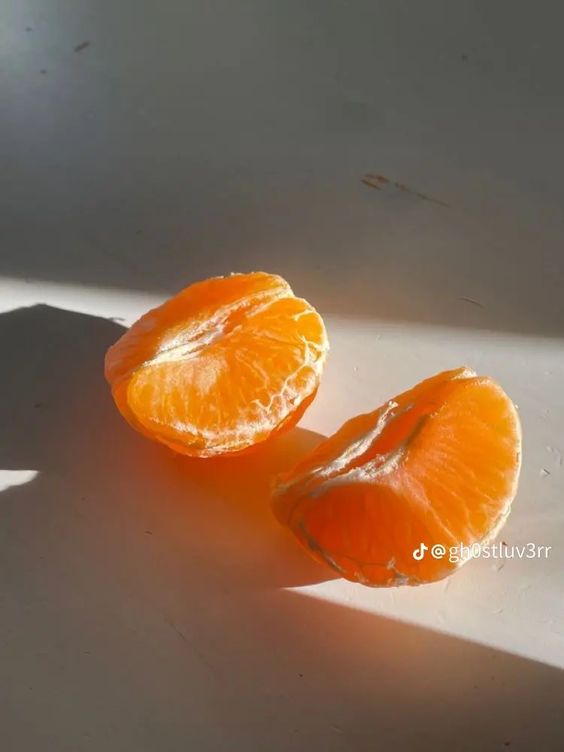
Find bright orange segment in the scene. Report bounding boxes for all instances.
[273,368,521,586]
[105,272,328,457]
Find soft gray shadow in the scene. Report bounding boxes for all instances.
[2,1,564,335]
[1,304,563,750]
[0,304,330,590]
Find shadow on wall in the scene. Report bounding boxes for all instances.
[1,304,563,751]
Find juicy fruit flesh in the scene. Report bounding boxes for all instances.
[105,273,328,457]
[273,368,521,586]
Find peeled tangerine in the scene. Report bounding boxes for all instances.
[273,368,521,586]
[105,272,328,457]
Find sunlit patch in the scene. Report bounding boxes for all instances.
[0,469,38,492]
[1,275,563,674]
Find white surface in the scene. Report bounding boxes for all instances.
[1,2,564,750]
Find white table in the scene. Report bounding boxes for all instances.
[1,2,563,749]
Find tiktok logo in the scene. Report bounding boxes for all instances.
[412,542,428,560]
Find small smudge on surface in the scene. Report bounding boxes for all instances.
[362,174,389,189]
[362,173,449,207]
[540,468,551,477]
[459,296,484,308]
[74,41,91,53]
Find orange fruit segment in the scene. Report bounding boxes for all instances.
[272,368,521,586]
[105,272,328,457]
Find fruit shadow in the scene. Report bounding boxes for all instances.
[1,304,563,750]
[0,303,331,591]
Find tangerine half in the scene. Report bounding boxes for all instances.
[105,272,328,457]
[273,367,521,586]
